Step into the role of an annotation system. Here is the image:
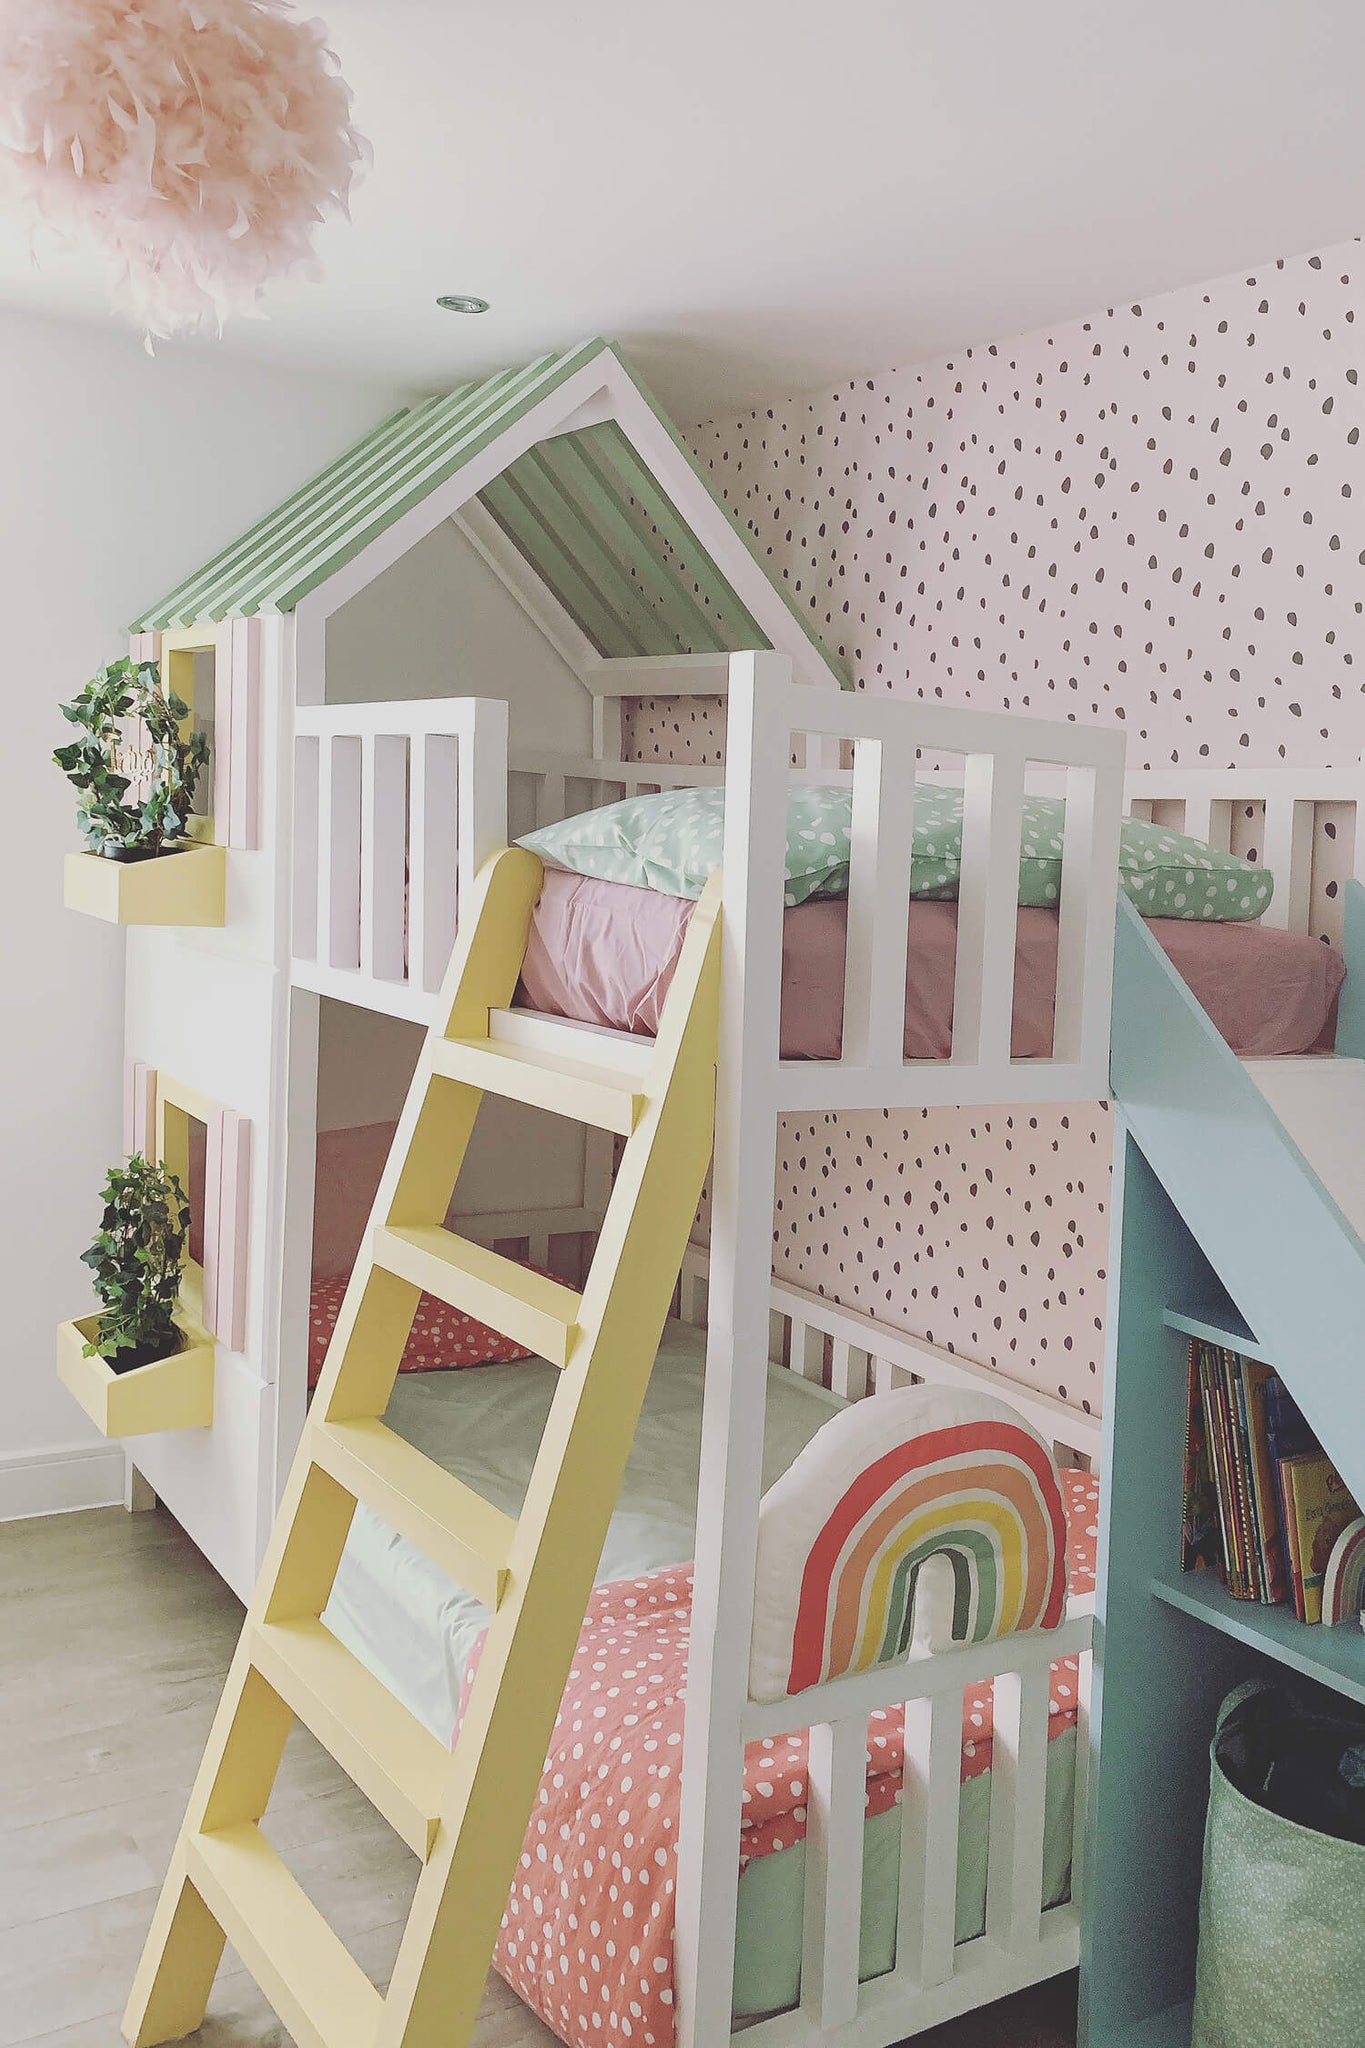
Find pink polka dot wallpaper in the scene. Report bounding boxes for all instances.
[627,240,1363,1415]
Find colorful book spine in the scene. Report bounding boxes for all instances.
[1184,1346,1307,1609]
[1242,1360,1289,1605]
[1198,1343,1248,1598]
[1180,1340,1221,1574]
[1222,1350,1262,1602]
[1279,1453,1361,1625]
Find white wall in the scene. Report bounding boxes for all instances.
[0,307,408,1518]
[324,517,593,756]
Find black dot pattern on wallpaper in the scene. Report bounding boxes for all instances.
[630,240,1363,770]
[687,1104,1112,1412]
[627,241,1361,1417]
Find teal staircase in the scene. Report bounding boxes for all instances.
[1082,885,1365,2048]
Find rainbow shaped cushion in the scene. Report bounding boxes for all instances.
[1322,1515,1365,1629]
[748,1385,1070,1703]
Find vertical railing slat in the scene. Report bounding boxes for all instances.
[800,1717,867,2032]
[1261,796,1314,932]
[1068,1642,1093,1919]
[411,733,459,994]
[984,1661,1052,1954]
[535,770,566,831]
[897,1688,963,1990]
[841,736,916,1070]
[1053,758,1126,1071]
[368,734,408,984]
[459,698,510,938]
[951,749,1026,1074]
[316,734,362,972]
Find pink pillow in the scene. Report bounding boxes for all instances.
[308,1271,546,1388]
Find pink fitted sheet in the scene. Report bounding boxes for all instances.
[519,869,1345,1061]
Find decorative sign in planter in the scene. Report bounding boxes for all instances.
[56,1308,214,1437]
[55,650,225,926]
[62,840,226,925]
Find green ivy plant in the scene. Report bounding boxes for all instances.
[54,657,209,860]
[81,1154,191,1373]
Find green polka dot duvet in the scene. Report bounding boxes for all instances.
[518,784,1274,922]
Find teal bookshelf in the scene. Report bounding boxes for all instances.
[1081,891,1365,2048]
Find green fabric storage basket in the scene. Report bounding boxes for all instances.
[1193,1680,1365,2048]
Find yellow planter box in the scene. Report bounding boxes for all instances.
[57,1311,215,1437]
[63,842,226,926]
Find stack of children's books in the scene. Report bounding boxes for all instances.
[1181,1340,1359,1622]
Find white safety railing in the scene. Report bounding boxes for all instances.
[675,1244,1096,2048]
[1123,763,1365,943]
[292,698,508,1021]
[515,673,1127,1110]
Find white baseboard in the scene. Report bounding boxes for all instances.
[0,1441,127,1521]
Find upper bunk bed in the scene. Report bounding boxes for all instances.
[125,334,1137,1114]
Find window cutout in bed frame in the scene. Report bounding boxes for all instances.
[139,1068,252,1353]
[156,628,218,846]
[154,1076,217,1324]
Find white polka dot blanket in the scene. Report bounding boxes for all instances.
[455,1467,1098,2048]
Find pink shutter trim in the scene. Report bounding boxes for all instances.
[212,624,232,836]
[124,1059,157,1157]
[231,615,262,850]
[214,617,262,849]
[203,1107,251,1351]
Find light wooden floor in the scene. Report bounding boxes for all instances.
[0,1505,1076,2048]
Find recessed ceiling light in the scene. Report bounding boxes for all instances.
[437,293,489,315]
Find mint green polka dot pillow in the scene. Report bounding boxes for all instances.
[518,785,1274,921]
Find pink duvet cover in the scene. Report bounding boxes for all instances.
[521,869,1345,1060]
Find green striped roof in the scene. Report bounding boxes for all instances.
[130,339,847,684]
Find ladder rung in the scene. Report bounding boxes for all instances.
[186,1822,381,2048]
[374,1225,581,1366]
[312,1416,516,1610]
[250,1617,448,1858]
[431,1032,646,1134]
[488,1002,656,1079]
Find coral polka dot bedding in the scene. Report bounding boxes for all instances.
[307,1271,536,1387]
[462,1471,1096,2048]
[322,1329,1097,2046]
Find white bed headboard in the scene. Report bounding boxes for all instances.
[1123,764,1365,944]
[677,1243,1102,1473]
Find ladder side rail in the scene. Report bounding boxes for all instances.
[378,874,722,2046]
[124,849,547,2048]
[674,650,792,2048]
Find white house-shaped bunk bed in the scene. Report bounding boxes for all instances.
[116,339,859,1598]
[111,338,1132,2048]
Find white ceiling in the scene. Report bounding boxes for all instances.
[1,0,1362,421]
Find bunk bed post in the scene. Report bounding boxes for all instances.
[674,650,792,2048]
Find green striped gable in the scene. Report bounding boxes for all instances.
[130,339,848,685]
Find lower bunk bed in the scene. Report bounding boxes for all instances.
[318,1276,1100,2047]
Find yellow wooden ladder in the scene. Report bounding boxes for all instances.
[125,847,722,2048]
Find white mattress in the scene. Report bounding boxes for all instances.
[323,1318,843,1744]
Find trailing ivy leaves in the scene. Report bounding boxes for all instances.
[81,1154,191,1372]
[54,656,209,859]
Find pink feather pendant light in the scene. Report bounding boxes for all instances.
[0,0,367,339]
